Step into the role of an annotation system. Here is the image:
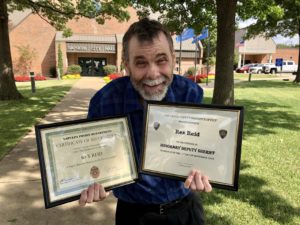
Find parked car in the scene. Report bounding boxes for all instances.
[236,63,257,73]
[263,60,298,74]
[249,64,264,74]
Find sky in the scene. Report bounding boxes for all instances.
[238,19,299,45]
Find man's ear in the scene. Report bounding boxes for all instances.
[123,60,130,75]
[171,52,176,70]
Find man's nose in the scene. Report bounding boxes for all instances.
[146,63,160,79]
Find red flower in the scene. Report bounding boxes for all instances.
[108,73,121,80]
[185,74,208,83]
[14,75,47,82]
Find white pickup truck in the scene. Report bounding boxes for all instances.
[263,60,298,74]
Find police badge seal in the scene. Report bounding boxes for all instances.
[90,166,100,178]
[219,129,227,139]
[153,122,160,130]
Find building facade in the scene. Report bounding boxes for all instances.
[9,9,203,77]
[10,11,297,77]
[235,29,299,67]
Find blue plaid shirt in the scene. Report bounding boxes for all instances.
[88,75,203,204]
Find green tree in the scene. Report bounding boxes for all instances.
[238,0,300,83]
[134,0,237,104]
[135,0,300,102]
[15,44,37,75]
[0,0,131,100]
[57,44,63,78]
[212,0,237,105]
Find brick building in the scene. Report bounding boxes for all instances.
[10,11,297,77]
[9,9,203,77]
[235,29,299,67]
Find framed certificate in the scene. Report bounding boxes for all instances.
[35,116,138,208]
[141,101,244,191]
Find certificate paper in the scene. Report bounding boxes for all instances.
[35,116,138,208]
[141,102,244,191]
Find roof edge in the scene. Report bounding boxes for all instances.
[9,10,32,32]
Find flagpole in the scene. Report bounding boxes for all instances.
[206,30,210,86]
[179,36,182,75]
[178,15,182,75]
[243,41,246,66]
[194,36,197,82]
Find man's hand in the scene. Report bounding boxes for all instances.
[184,169,212,192]
[79,183,111,206]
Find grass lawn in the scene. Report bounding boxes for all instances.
[0,79,76,159]
[0,78,298,224]
[202,80,300,225]
[234,73,288,80]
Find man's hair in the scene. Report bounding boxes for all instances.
[122,18,174,62]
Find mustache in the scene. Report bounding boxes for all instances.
[142,77,166,86]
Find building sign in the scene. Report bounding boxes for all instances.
[275,58,283,67]
[67,42,116,53]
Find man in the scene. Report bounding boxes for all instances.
[79,18,212,225]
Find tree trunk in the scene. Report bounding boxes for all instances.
[0,0,23,100]
[212,0,237,105]
[293,23,300,83]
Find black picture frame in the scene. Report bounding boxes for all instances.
[35,115,138,208]
[140,101,244,191]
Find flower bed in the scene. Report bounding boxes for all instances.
[185,74,208,83]
[62,74,81,79]
[14,75,47,82]
[103,73,122,83]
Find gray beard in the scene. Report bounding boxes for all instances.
[130,77,171,101]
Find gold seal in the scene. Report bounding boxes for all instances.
[90,166,100,178]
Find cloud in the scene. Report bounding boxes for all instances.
[272,34,299,45]
[238,19,299,45]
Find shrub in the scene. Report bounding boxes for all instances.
[57,44,64,76]
[103,65,117,75]
[67,64,82,74]
[15,45,37,75]
[186,66,199,76]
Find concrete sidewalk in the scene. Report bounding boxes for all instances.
[0,77,117,225]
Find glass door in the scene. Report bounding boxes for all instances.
[78,57,107,76]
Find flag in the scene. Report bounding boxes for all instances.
[192,28,209,43]
[176,28,195,42]
[236,40,244,47]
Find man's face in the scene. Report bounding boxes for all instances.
[124,32,175,101]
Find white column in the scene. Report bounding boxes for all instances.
[269,54,273,63]
[238,54,242,68]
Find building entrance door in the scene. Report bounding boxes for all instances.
[79,57,107,76]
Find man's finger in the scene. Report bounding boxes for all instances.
[79,190,87,206]
[194,171,204,191]
[202,175,212,192]
[94,183,100,201]
[190,180,196,191]
[86,184,95,203]
[184,169,196,188]
[106,191,112,198]
[99,184,107,200]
